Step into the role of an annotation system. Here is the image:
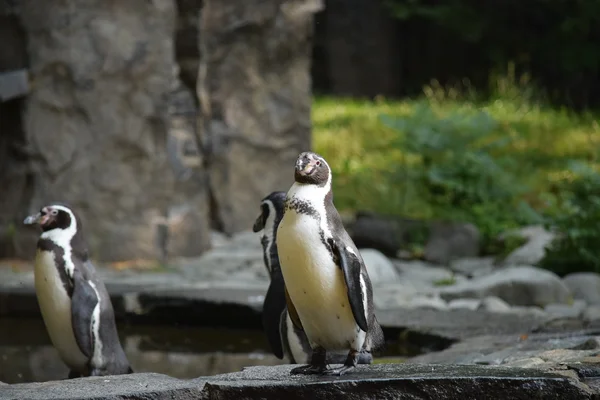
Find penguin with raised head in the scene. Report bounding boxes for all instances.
[253,191,375,365]
[24,204,133,378]
[276,151,385,376]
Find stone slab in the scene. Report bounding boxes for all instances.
[0,364,595,400]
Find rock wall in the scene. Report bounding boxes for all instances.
[0,0,319,261]
[0,1,37,258]
[198,0,321,233]
[14,0,211,262]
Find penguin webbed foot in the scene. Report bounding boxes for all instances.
[290,346,328,375]
[323,350,359,376]
[290,364,330,375]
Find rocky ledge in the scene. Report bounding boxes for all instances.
[1,364,598,400]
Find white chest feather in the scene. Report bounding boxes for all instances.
[34,249,88,371]
[277,183,365,351]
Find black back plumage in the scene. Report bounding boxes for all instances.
[253,192,288,359]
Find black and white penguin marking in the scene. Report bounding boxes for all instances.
[253,191,375,366]
[24,204,133,378]
[276,152,385,376]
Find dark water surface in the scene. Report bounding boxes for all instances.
[0,317,414,384]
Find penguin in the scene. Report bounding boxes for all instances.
[276,151,385,376]
[253,191,375,366]
[23,203,133,378]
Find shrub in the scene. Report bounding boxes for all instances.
[539,161,600,275]
[380,103,542,250]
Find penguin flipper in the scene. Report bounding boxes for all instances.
[262,280,286,359]
[284,287,304,331]
[330,239,369,332]
[70,266,98,359]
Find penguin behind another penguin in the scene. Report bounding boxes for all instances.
[253,191,376,366]
[24,204,133,378]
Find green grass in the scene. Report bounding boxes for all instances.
[312,77,600,244]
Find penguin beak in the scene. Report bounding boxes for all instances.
[23,211,49,226]
[295,157,316,176]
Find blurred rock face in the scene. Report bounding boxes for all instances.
[198,0,322,234]
[0,0,320,261]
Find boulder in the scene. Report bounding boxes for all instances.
[348,213,426,257]
[448,298,481,310]
[449,257,496,279]
[393,260,465,290]
[358,248,399,284]
[544,300,587,319]
[424,222,481,265]
[0,364,594,400]
[501,226,556,267]
[583,305,600,323]
[9,0,211,262]
[198,0,322,234]
[438,266,572,307]
[478,296,512,313]
[563,273,600,305]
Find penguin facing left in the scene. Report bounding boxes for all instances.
[24,204,133,378]
[253,191,375,366]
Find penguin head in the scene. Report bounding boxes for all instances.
[253,191,286,233]
[23,204,79,233]
[294,152,330,186]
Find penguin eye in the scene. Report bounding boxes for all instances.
[51,210,58,216]
[315,160,321,167]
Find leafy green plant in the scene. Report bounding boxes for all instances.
[540,161,600,275]
[380,103,542,248]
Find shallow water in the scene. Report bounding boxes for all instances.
[0,317,413,384]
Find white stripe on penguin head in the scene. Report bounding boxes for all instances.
[40,205,78,279]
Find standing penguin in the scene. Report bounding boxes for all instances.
[23,204,133,378]
[253,191,375,366]
[277,152,384,375]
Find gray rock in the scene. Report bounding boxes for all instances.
[449,257,496,278]
[448,298,481,310]
[359,248,399,284]
[472,348,516,365]
[439,266,572,307]
[393,260,464,290]
[374,290,448,311]
[377,307,550,340]
[404,295,448,310]
[372,283,420,309]
[478,296,512,313]
[8,0,212,262]
[563,273,600,305]
[569,337,600,351]
[544,300,587,319]
[536,349,598,364]
[501,226,556,267]
[424,221,481,265]
[348,213,427,258]
[583,305,600,322]
[0,364,593,400]
[198,0,321,234]
[503,357,547,368]
[179,230,267,281]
